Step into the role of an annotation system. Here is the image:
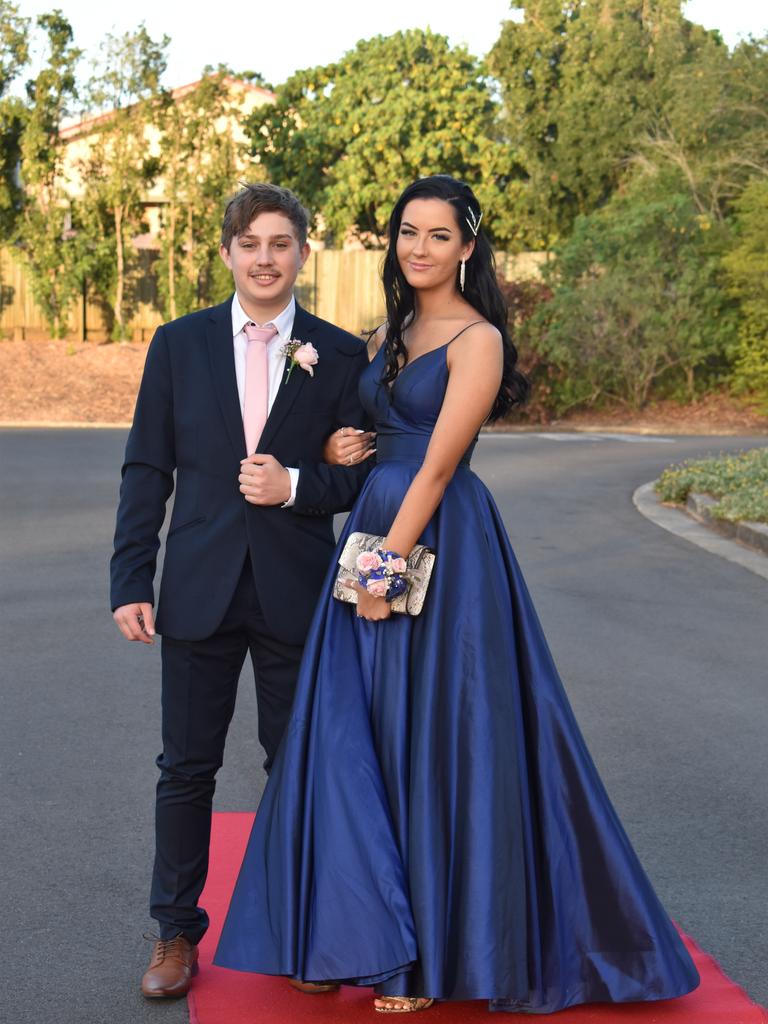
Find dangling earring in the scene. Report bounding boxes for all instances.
[459,259,466,293]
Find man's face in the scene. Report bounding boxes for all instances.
[219,211,310,316]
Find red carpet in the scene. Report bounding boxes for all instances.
[189,812,767,1024]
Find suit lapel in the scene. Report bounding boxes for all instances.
[257,303,317,453]
[206,300,246,460]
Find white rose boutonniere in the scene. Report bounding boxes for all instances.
[281,340,319,381]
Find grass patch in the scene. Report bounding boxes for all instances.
[655,447,768,524]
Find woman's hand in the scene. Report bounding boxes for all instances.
[323,427,376,466]
[345,581,392,621]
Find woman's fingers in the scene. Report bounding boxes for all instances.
[327,429,376,465]
[348,580,392,620]
[338,432,375,452]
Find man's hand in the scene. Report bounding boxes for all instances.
[113,602,156,644]
[239,454,291,506]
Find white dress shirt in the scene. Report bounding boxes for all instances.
[231,294,299,507]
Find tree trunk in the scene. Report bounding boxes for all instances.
[168,203,177,320]
[685,364,695,401]
[80,276,87,343]
[114,205,125,339]
[186,204,195,297]
[49,267,62,338]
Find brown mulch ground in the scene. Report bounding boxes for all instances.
[1,338,148,424]
[1,338,767,433]
[505,396,768,434]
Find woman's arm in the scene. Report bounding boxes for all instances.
[322,325,385,465]
[353,323,502,621]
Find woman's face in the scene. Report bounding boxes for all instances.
[395,198,473,293]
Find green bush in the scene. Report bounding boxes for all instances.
[655,447,768,523]
[722,180,768,404]
[525,185,738,415]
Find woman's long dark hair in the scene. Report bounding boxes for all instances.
[381,175,529,421]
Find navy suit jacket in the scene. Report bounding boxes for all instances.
[110,298,372,645]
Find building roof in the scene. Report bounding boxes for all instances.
[59,76,275,142]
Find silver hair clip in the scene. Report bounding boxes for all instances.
[465,208,483,236]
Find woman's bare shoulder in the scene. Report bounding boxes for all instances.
[450,319,503,357]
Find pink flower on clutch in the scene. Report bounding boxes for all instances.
[281,340,319,380]
[366,579,389,598]
[357,551,383,574]
[388,557,407,574]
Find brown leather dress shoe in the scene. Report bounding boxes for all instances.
[141,935,199,998]
[288,978,341,994]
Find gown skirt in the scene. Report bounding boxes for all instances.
[214,344,699,1013]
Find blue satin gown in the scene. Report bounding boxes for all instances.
[214,338,700,1012]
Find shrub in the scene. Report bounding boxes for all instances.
[655,447,768,523]
[524,187,738,414]
[722,180,768,405]
[497,275,556,423]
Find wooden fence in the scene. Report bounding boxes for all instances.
[0,248,548,342]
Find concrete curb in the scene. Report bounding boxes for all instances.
[686,492,768,557]
[633,481,768,582]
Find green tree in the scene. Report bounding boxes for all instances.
[489,0,720,245]
[527,183,738,412]
[634,35,768,221]
[81,25,168,338]
[0,0,29,239]
[157,68,246,319]
[722,179,768,401]
[13,11,85,335]
[0,0,27,95]
[247,29,511,245]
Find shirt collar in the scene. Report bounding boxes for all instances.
[231,294,296,341]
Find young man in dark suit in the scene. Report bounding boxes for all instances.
[110,183,373,998]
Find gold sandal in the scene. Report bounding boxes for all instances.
[374,996,435,1013]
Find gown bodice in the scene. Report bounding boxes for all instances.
[360,343,477,468]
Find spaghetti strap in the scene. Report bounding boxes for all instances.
[392,320,490,377]
[445,320,486,347]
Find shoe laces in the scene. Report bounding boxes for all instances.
[143,932,187,962]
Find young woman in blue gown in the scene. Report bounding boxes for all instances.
[214,175,700,1014]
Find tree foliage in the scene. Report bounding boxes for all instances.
[0,0,29,238]
[157,67,247,319]
[80,24,168,338]
[489,0,720,245]
[722,179,768,401]
[633,35,768,221]
[247,29,512,245]
[0,0,27,96]
[526,184,738,411]
[13,12,86,335]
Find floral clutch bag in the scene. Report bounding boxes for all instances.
[332,532,436,616]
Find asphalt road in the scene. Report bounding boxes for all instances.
[1,428,766,1023]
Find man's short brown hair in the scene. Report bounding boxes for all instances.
[221,182,310,249]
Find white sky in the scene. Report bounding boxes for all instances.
[18,0,767,93]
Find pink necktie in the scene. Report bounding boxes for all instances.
[243,322,278,454]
